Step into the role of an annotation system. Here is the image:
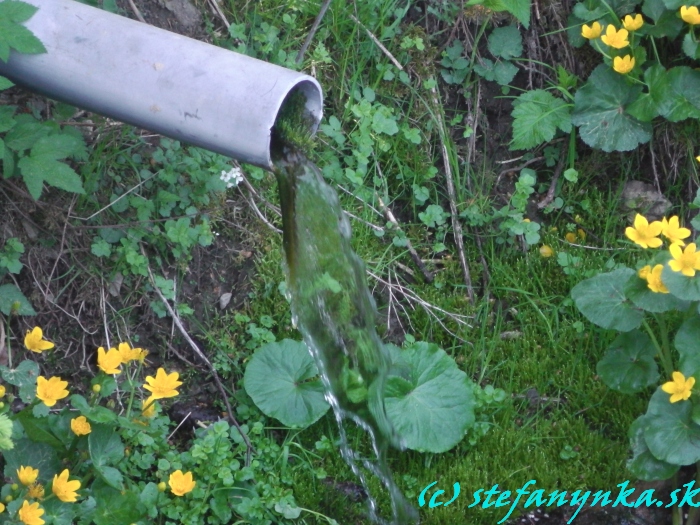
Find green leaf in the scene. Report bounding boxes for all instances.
[659,67,700,122]
[243,339,329,428]
[661,262,700,301]
[384,342,475,453]
[571,65,652,152]
[18,156,85,199]
[660,0,686,9]
[0,1,46,61]
[91,487,142,525]
[488,26,523,59]
[571,268,643,331]
[675,316,700,378]
[42,498,76,525]
[683,33,700,60]
[0,283,36,315]
[4,119,48,152]
[2,438,60,483]
[511,90,572,150]
[624,269,688,312]
[626,65,667,122]
[0,0,40,23]
[0,76,13,90]
[1,360,39,402]
[643,388,700,465]
[0,105,15,132]
[15,408,64,449]
[596,330,659,394]
[627,415,679,480]
[480,0,530,26]
[89,424,125,467]
[371,106,399,135]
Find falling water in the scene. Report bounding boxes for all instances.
[273,147,420,525]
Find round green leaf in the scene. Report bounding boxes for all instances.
[571,268,643,331]
[597,330,659,394]
[661,262,700,301]
[627,415,678,480]
[624,269,688,313]
[571,65,652,152]
[0,283,36,316]
[384,342,474,453]
[244,339,329,428]
[644,389,700,465]
[676,317,700,377]
[658,67,700,122]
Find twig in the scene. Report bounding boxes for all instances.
[296,0,333,64]
[348,14,403,70]
[126,0,147,23]
[428,86,475,302]
[141,245,255,464]
[537,145,567,209]
[207,0,230,28]
[376,195,434,283]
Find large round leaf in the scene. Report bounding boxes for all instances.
[244,339,329,428]
[597,330,659,394]
[661,262,700,301]
[572,65,651,152]
[644,389,700,465]
[676,317,700,377]
[627,415,678,480]
[384,342,474,453]
[571,268,643,331]
[658,67,700,122]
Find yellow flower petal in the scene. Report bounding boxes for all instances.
[24,327,54,353]
[143,368,182,400]
[613,55,635,74]
[35,376,69,407]
[581,21,603,39]
[169,470,196,496]
[622,13,644,31]
[18,500,45,525]
[97,347,122,375]
[681,5,700,24]
[51,469,81,503]
[70,416,91,436]
[601,25,629,48]
[17,466,39,486]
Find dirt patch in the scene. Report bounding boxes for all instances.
[115,0,208,39]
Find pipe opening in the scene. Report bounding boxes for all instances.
[271,80,323,161]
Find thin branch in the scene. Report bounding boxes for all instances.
[376,195,434,283]
[126,0,146,23]
[428,86,475,302]
[349,14,403,70]
[207,0,230,28]
[296,0,333,64]
[537,145,567,209]
[141,245,255,464]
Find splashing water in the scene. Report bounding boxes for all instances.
[273,147,420,525]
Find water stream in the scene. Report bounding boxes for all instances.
[273,147,420,525]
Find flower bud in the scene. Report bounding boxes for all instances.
[158,482,167,492]
[92,384,102,393]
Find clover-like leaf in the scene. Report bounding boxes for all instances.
[571,268,643,331]
[596,330,659,394]
[244,339,329,428]
[644,388,700,465]
[384,342,474,453]
[627,415,679,480]
[572,65,652,152]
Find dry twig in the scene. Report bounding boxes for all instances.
[296,0,333,64]
[348,14,403,70]
[141,246,255,464]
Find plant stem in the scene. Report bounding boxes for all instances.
[653,314,674,376]
[643,318,673,377]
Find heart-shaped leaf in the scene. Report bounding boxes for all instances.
[597,330,659,394]
[644,389,700,465]
[244,339,329,428]
[676,317,700,377]
[627,415,679,480]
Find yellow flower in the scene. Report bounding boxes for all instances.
[601,25,630,48]
[137,349,149,363]
[51,470,80,503]
[18,500,44,525]
[577,228,586,241]
[613,55,635,74]
[662,371,695,403]
[35,376,69,407]
[70,416,91,436]
[581,21,602,39]
[142,397,157,418]
[669,243,700,276]
[117,342,143,364]
[0,502,4,512]
[539,245,554,257]
[696,155,700,163]
[143,368,182,400]
[24,327,54,353]
[27,484,44,500]
[168,470,196,496]
[625,214,663,248]
[565,232,577,243]
[97,347,121,375]
[646,264,669,293]
[0,384,5,398]
[681,5,700,24]
[638,265,652,280]
[622,13,644,30]
[661,216,691,246]
[17,466,39,486]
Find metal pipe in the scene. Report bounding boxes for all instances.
[0,0,323,170]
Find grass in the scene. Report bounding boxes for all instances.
[2,0,697,523]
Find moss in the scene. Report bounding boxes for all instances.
[271,88,317,157]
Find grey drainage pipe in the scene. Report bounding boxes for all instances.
[0,0,323,170]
